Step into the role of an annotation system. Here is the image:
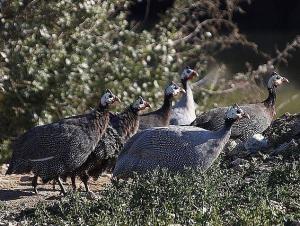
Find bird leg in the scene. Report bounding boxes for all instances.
[32,175,38,194]
[80,173,90,192]
[52,180,56,190]
[71,175,77,191]
[56,177,66,195]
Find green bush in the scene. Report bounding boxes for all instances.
[20,158,300,225]
[0,0,253,148]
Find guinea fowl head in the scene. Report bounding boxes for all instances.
[224,104,250,123]
[165,81,186,98]
[100,89,121,108]
[132,96,151,112]
[267,72,289,89]
[181,67,199,82]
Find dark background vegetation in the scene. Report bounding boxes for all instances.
[129,0,300,79]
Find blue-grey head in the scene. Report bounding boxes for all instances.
[100,89,121,107]
[165,81,186,97]
[181,67,199,81]
[267,72,289,89]
[225,104,250,121]
[132,96,151,111]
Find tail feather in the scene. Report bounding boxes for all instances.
[88,157,117,180]
[6,160,31,175]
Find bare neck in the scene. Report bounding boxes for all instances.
[160,94,173,121]
[180,79,194,107]
[263,87,276,108]
[209,118,233,139]
[114,105,140,140]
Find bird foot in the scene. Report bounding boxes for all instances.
[33,188,38,195]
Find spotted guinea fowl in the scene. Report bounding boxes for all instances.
[6,89,120,194]
[139,81,185,130]
[190,72,289,141]
[113,104,249,178]
[69,96,150,192]
[170,67,199,125]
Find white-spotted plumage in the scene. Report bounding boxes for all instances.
[66,96,151,192]
[6,90,120,194]
[191,72,289,141]
[113,105,248,178]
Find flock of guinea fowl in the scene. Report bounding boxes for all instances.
[6,67,289,194]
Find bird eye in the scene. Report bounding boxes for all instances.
[109,95,113,98]
[276,76,280,80]
[236,110,241,114]
[140,100,143,104]
[187,69,191,73]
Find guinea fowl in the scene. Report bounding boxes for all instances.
[6,89,120,194]
[190,72,289,141]
[69,96,151,192]
[139,81,185,130]
[113,104,249,178]
[170,67,199,125]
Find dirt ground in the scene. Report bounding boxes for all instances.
[0,164,111,225]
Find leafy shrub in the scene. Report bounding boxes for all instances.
[20,158,300,225]
[0,0,254,147]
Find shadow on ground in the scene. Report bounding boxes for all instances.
[0,189,34,201]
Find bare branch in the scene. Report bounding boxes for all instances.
[197,81,250,95]
[172,18,238,45]
[249,36,300,79]
[277,93,300,111]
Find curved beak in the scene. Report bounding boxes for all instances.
[188,70,199,80]
[282,77,289,83]
[243,112,250,119]
[192,71,199,77]
[114,96,121,103]
[145,101,151,109]
[180,87,186,94]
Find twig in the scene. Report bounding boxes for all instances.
[249,36,300,79]
[172,18,237,45]
[143,0,151,25]
[192,65,226,88]
[197,81,250,95]
[277,93,300,111]
[269,36,300,66]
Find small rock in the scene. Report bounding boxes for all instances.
[225,139,238,152]
[230,158,249,170]
[284,220,300,226]
[271,139,299,156]
[244,134,269,153]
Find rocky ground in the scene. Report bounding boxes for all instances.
[0,164,110,225]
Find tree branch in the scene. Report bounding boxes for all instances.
[172,18,237,45]
[196,81,250,95]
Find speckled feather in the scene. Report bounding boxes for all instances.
[113,125,231,178]
[191,74,289,141]
[7,110,109,182]
[72,105,141,182]
[139,98,172,130]
[191,103,273,141]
